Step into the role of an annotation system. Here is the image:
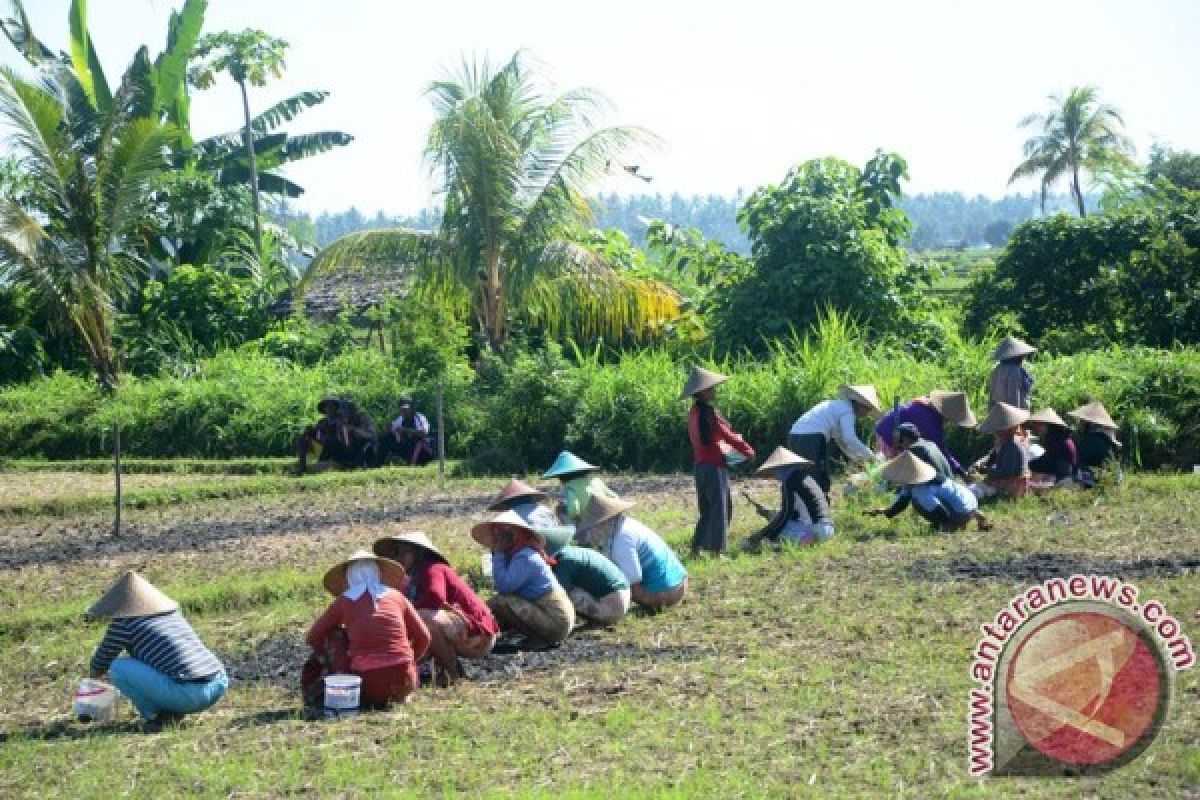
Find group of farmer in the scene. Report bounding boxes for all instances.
[295,395,435,472]
[685,334,1124,554]
[82,334,1126,726]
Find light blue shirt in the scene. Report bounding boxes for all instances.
[903,479,978,515]
[492,547,556,601]
[605,518,687,594]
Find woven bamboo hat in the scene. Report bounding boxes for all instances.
[978,402,1030,434]
[373,531,447,564]
[575,493,636,535]
[542,527,576,557]
[753,446,813,479]
[1027,408,1069,429]
[486,479,549,511]
[880,451,938,486]
[991,336,1037,361]
[87,571,178,620]
[680,366,728,400]
[838,384,883,415]
[1068,401,1117,430]
[541,451,599,480]
[928,390,977,428]
[323,550,406,596]
[471,510,548,550]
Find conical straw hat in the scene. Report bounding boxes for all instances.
[486,479,549,511]
[978,402,1030,434]
[541,451,599,480]
[880,451,938,486]
[87,571,179,620]
[838,384,883,415]
[1027,408,1069,429]
[471,510,545,550]
[680,366,729,400]
[1068,401,1117,430]
[575,493,636,535]
[541,526,576,557]
[323,550,407,596]
[753,446,813,479]
[928,390,977,428]
[991,335,1037,361]
[373,531,448,564]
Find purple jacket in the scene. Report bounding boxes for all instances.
[874,399,966,476]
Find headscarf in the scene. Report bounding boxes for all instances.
[343,560,389,603]
[508,527,556,566]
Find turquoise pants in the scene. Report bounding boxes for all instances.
[109,657,228,720]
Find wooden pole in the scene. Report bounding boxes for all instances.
[437,384,446,490]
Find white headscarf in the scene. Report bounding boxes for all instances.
[343,560,389,603]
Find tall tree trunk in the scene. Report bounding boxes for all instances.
[113,417,122,537]
[1071,161,1086,218]
[239,78,264,260]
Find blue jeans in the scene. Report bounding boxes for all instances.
[108,657,228,720]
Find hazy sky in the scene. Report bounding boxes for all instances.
[7,0,1200,215]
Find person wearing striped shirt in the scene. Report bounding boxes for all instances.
[87,572,227,728]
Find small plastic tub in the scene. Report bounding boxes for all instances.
[74,679,118,723]
[323,674,361,713]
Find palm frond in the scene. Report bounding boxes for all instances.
[0,67,72,211]
[250,90,329,134]
[97,117,177,240]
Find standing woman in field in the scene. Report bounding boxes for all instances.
[987,336,1036,410]
[683,366,755,557]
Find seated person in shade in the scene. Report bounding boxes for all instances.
[296,397,378,474]
[383,397,434,466]
[891,422,954,480]
[473,511,575,645]
[542,528,631,626]
[87,571,228,730]
[486,478,562,531]
[969,403,1031,500]
[305,551,430,708]
[1069,401,1122,471]
[866,451,992,532]
[576,494,688,611]
[874,390,975,477]
[741,446,833,552]
[542,451,618,524]
[373,532,498,686]
[1026,408,1078,484]
[788,384,884,493]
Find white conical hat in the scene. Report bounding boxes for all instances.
[87,571,178,620]
[928,390,977,428]
[1068,401,1117,430]
[838,384,882,414]
[575,493,636,534]
[680,366,728,400]
[880,451,938,486]
[1027,408,1069,428]
[978,402,1031,434]
[753,446,813,479]
[373,531,447,564]
[323,550,407,596]
[992,335,1037,361]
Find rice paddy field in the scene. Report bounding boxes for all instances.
[0,462,1196,798]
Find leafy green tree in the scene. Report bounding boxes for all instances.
[307,52,679,353]
[1146,145,1200,192]
[1009,86,1134,217]
[712,152,925,354]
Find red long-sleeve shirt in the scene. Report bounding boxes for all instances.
[407,561,499,637]
[689,404,755,466]
[306,592,431,672]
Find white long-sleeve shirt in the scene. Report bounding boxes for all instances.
[789,398,875,461]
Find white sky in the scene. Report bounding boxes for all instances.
[7,0,1200,215]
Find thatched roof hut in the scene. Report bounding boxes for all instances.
[269,260,416,319]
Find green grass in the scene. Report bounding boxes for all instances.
[0,467,1196,798]
[0,457,296,475]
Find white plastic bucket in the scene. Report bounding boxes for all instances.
[73,679,118,723]
[323,674,361,712]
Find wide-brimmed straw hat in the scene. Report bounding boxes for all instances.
[753,446,813,479]
[680,366,728,400]
[838,384,883,415]
[1068,401,1117,430]
[323,550,407,596]
[928,390,977,428]
[978,402,1031,434]
[471,510,547,550]
[486,479,549,511]
[880,451,938,486]
[372,531,447,564]
[991,336,1037,362]
[542,527,576,557]
[575,494,636,535]
[87,571,178,620]
[1027,408,1069,429]
[541,451,599,480]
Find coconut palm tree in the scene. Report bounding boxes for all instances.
[306,52,679,352]
[1009,86,1134,217]
[0,2,186,534]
